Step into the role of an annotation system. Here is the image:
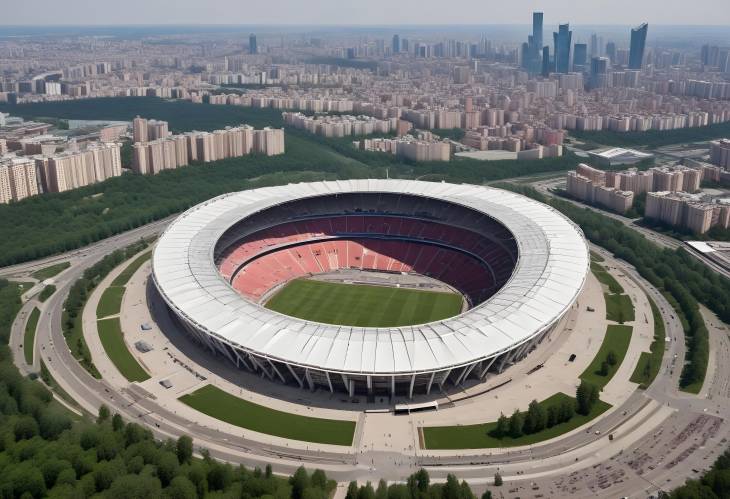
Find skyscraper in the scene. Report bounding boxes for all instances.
[573,43,588,71]
[553,24,572,74]
[523,12,544,74]
[541,46,551,77]
[606,42,617,64]
[392,34,400,54]
[590,57,609,89]
[249,34,258,55]
[532,12,543,52]
[629,23,648,70]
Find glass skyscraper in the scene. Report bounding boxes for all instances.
[249,34,258,55]
[573,43,588,71]
[553,24,572,74]
[629,23,648,70]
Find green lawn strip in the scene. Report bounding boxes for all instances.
[63,310,102,379]
[590,261,624,294]
[422,393,611,450]
[265,279,463,327]
[23,307,40,364]
[97,318,150,382]
[589,251,605,262]
[179,384,355,446]
[630,297,667,389]
[605,293,635,324]
[580,324,633,389]
[38,284,56,302]
[31,261,70,280]
[111,251,152,287]
[96,286,125,318]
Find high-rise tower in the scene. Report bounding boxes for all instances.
[629,23,648,70]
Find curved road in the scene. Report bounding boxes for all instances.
[6,215,730,497]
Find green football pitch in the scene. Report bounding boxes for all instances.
[265,278,464,327]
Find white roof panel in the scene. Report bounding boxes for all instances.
[152,180,589,375]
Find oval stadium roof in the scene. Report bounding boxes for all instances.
[152,179,589,376]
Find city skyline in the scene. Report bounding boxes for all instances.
[3,0,730,26]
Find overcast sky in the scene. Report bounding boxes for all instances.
[4,0,730,26]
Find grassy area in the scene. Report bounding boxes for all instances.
[31,261,70,280]
[265,279,463,327]
[97,318,150,382]
[96,286,125,318]
[580,324,633,389]
[38,284,56,302]
[110,251,152,287]
[422,393,611,449]
[605,293,635,324]
[630,297,667,389]
[179,384,356,446]
[63,310,101,378]
[590,261,624,294]
[23,307,40,365]
[16,281,34,294]
[589,251,605,263]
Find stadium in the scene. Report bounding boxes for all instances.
[152,180,589,398]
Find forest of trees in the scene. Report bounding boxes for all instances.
[496,183,727,391]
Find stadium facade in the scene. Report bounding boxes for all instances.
[152,180,589,397]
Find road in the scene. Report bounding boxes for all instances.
[5,212,730,497]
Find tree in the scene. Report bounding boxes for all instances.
[346,481,359,499]
[112,413,124,432]
[481,491,492,499]
[494,473,503,487]
[291,467,311,499]
[576,380,596,416]
[165,476,197,499]
[13,416,39,441]
[156,451,180,487]
[599,360,610,377]
[207,462,233,491]
[105,474,162,499]
[546,405,558,428]
[6,463,46,499]
[495,413,509,437]
[38,408,72,439]
[524,400,546,434]
[358,482,376,499]
[311,469,327,489]
[375,479,388,499]
[443,474,461,499]
[508,409,524,438]
[265,463,273,478]
[559,397,576,423]
[97,404,111,424]
[176,435,193,464]
[606,350,618,366]
[414,468,429,492]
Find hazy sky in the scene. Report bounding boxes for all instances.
[4,0,730,26]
